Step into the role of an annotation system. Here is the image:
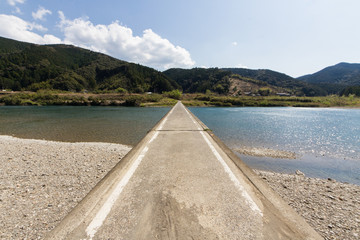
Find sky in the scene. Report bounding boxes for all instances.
[0,0,359,77]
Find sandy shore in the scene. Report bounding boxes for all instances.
[1,136,359,239]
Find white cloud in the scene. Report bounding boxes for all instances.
[58,11,195,69]
[0,11,195,70]
[232,41,238,46]
[32,6,52,21]
[7,0,25,6]
[235,63,248,68]
[13,7,22,14]
[0,14,61,44]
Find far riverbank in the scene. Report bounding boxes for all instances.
[1,91,360,107]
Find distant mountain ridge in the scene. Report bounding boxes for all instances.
[298,62,360,86]
[223,68,309,89]
[164,67,328,96]
[1,36,359,96]
[0,36,179,93]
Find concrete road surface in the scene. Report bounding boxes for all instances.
[46,102,322,240]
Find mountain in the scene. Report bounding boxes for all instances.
[298,62,360,86]
[2,37,356,97]
[163,67,329,96]
[163,68,231,94]
[0,36,179,93]
[223,68,310,89]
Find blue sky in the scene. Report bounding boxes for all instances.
[0,0,359,77]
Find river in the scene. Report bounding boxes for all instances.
[0,106,359,184]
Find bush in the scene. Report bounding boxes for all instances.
[115,87,128,94]
[163,89,182,100]
[123,96,142,106]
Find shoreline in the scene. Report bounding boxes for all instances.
[1,92,360,108]
[234,147,297,159]
[255,170,360,240]
[0,135,131,239]
[0,135,359,239]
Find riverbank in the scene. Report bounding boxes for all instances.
[0,136,359,239]
[254,170,360,240]
[0,136,131,239]
[1,91,360,107]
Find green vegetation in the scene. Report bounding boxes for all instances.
[163,68,231,94]
[0,37,179,93]
[0,91,178,107]
[298,62,360,86]
[164,67,336,97]
[181,94,360,108]
[298,63,360,95]
[223,68,331,96]
[340,86,360,97]
[1,91,359,108]
[1,36,360,108]
[162,89,182,100]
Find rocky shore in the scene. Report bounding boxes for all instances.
[254,170,360,240]
[234,147,297,159]
[1,136,359,239]
[0,136,131,239]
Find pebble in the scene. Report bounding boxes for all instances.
[1,135,358,240]
[255,170,360,240]
[0,135,131,239]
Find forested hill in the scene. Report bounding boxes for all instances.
[1,36,357,96]
[164,67,329,96]
[223,68,302,89]
[298,62,360,86]
[0,36,179,93]
[163,68,231,94]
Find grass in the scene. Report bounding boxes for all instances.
[0,91,359,108]
[181,94,360,108]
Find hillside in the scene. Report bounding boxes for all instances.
[164,67,329,96]
[0,37,179,93]
[1,37,357,97]
[163,68,231,94]
[223,68,328,96]
[298,62,360,86]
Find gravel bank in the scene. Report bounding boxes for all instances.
[234,147,297,159]
[254,170,360,240]
[1,136,358,239]
[0,136,131,239]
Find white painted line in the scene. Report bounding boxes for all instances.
[85,104,177,239]
[157,102,177,130]
[86,145,149,239]
[182,104,202,130]
[183,104,262,216]
[199,130,263,217]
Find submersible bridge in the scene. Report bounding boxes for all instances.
[46,102,322,240]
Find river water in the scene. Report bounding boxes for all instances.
[0,106,169,146]
[0,106,359,184]
[190,107,360,185]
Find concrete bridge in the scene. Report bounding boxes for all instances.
[46,102,322,240]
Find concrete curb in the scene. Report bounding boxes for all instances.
[46,102,323,239]
[186,106,323,240]
[45,105,174,239]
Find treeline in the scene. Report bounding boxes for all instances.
[1,37,359,97]
[163,68,231,94]
[0,37,179,93]
[223,68,331,96]
[340,86,360,97]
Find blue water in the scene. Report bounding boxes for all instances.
[0,106,169,146]
[190,107,360,185]
[0,106,359,184]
